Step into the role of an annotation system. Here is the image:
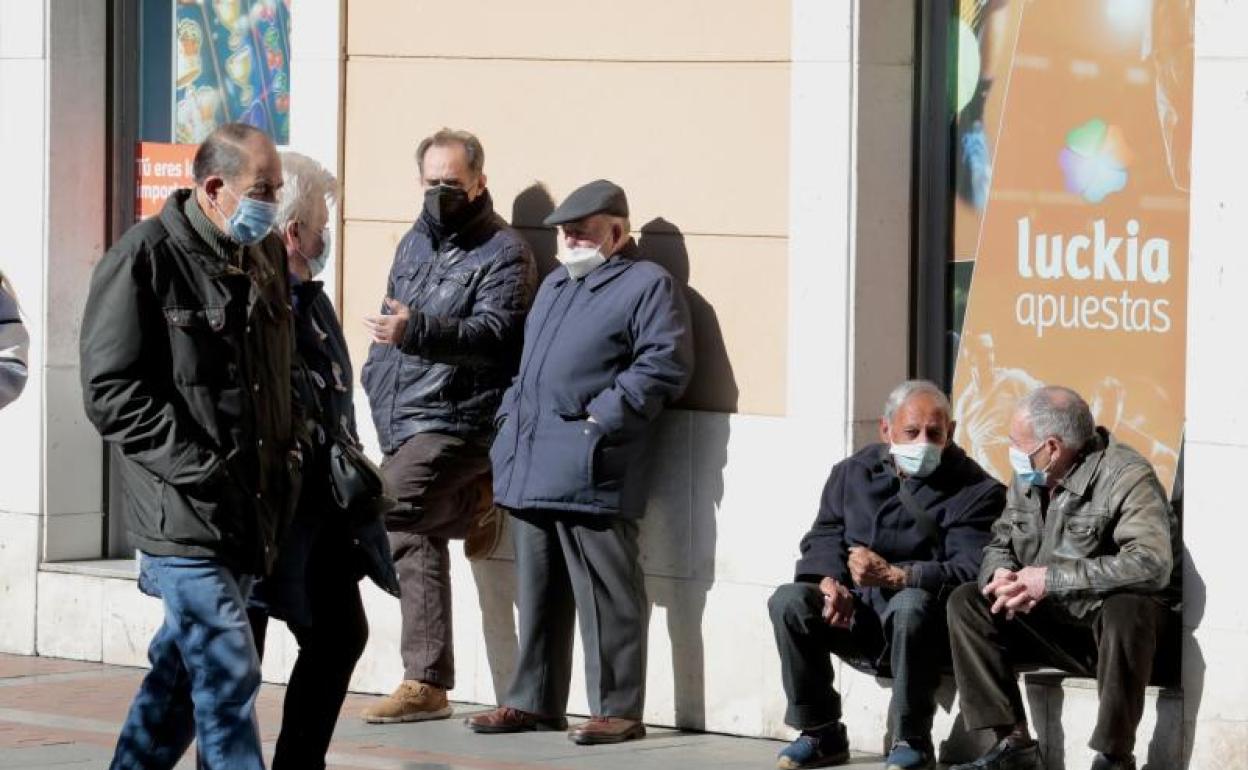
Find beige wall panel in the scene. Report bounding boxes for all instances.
[341,220,787,416]
[347,0,790,62]
[342,58,789,238]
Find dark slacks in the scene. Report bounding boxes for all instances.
[503,509,648,719]
[381,432,491,688]
[947,582,1173,757]
[769,583,946,743]
[248,536,368,770]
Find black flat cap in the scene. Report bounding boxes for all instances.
[543,179,629,226]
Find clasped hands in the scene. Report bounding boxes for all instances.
[364,298,410,345]
[982,566,1048,619]
[819,546,907,628]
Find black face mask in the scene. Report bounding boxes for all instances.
[423,185,471,229]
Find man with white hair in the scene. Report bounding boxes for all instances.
[246,151,399,770]
[768,380,1005,770]
[947,385,1180,770]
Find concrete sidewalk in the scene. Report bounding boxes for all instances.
[0,653,898,769]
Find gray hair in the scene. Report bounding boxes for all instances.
[1019,385,1096,448]
[273,151,338,233]
[882,379,952,421]
[416,128,485,179]
[192,122,268,184]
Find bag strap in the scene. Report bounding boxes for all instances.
[896,481,944,560]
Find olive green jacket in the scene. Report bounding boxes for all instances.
[979,428,1180,618]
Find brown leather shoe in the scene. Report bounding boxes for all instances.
[569,716,647,745]
[465,706,568,733]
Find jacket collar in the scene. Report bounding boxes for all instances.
[1056,427,1110,498]
[552,238,639,291]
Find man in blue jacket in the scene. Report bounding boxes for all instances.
[360,128,536,723]
[768,380,1005,770]
[467,179,694,745]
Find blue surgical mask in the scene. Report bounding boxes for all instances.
[216,186,278,245]
[1009,444,1049,486]
[889,442,943,478]
[296,226,332,278]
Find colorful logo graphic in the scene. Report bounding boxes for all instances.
[1059,118,1132,203]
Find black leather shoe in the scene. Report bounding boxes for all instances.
[1090,752,1136,770]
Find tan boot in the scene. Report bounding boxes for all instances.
[361,680,453,724]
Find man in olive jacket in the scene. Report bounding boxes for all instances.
[947,386,1181,770]
[80,123,299,770]
[467,179,693,745]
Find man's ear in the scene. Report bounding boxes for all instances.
[879,418,891,444]
[472,173,488,199]
[203,176,225,202]
[946,420,958,445]
[283,220,300,245]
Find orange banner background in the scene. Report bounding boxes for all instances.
[135,142,197,221]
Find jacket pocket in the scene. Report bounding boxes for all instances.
[164,305,232,386]
[523,411,598,504]
[1059,509,1113,556]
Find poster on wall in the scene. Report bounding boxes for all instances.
[135,142,198,221]
[174,0,292,145]
[948,0,1194,494]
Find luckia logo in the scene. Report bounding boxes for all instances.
[1059,118,1132,204]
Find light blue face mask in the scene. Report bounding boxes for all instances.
[889,442,943,478]
[1009,444,1049,487]
[297,226,332,278]
[219,186,278,245]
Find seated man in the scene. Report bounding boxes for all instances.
[769,380,1005,770]
[947,386,1180,770]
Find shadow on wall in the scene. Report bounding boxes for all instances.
[510,183,560,279]
[636,218,735,730]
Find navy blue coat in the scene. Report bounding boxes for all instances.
[491,242,694,517]
[794,442,1005,617]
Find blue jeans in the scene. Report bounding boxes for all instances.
[110,555,264,770]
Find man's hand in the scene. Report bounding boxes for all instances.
[848,546,907,589]
[818,577,855,628]
[364,298,411,346]
[985,566,1047,619]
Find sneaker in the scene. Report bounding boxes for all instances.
[777,722,850,769]
[887,739,935,770]
[360,680,453,723]
[464,478,504,561]
[960,120,993,211]
[949,736,1043,770]
[1090,752,1136,770]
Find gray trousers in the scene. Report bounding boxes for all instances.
[503,510,647,719]
[381,432,491,689]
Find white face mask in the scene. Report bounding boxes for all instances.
[294,225,332,279]
[889,442,943,478]
[558,235,611,280]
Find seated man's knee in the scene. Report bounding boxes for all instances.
[887,588,938,634]
[946,582,985,626]
[1099,593,1161,634]
[769,582,820,626]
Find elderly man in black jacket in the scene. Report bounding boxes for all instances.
[360,128,536,723]
[467,179,694,745]
[769,380,1005,770]
[81,123,299,770]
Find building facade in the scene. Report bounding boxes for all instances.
[0,1,1243,766]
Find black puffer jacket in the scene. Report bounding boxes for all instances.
[80,190,300,575]
[361,191,536,454]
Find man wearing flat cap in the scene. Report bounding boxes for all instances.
[467,179,694,745]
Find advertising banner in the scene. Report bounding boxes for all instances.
[135,142,197,222]
[949,0,1193,493]
[174,0,292,145]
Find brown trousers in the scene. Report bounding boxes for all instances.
[381,432,490,688]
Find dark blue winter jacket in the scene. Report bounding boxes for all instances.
[490,241,694,517]
[794,442,1005,617]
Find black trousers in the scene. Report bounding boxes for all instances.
[248,541,368,770]
[947,583,1172,757]
[769,583,947,744]
[503,510,647,719]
